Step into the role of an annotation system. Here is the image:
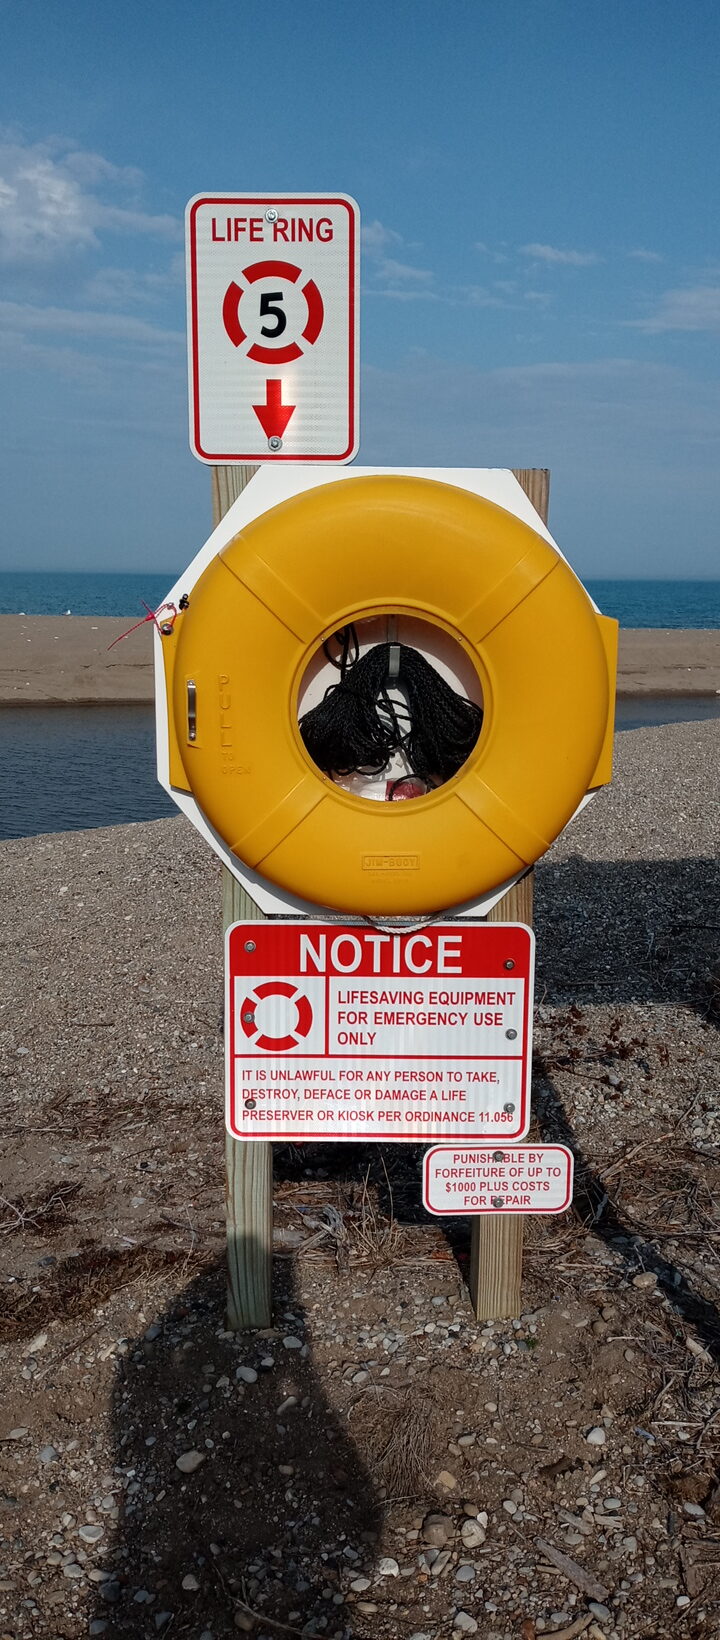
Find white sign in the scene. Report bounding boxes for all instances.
[423,1144,574,1215]
[226,920,534,1143]
[186,192,359,464]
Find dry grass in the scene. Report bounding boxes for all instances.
[352,1389,441,1499]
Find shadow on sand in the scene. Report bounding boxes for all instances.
[90,1247,381,1639]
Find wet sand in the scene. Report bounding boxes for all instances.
[1,615,719,703]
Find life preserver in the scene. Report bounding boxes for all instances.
[240,981,313,1052]
[163,474,616,914]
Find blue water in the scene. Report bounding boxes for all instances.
[1,573,720,626]
[0,572,180,617]
[1,699,718,842]
[585,579,720,629]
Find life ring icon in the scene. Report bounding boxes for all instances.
[240,980,314,1052]
[222,260,324,364]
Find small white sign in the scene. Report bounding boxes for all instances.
[226,920,534,1143]
[186,192,359,464]
[423,1144,574,1215]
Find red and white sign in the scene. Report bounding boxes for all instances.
[423,1144,574,1215]
[226,921,534,1143]
[186,193,359,464]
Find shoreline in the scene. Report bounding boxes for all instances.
[1,614,720,703]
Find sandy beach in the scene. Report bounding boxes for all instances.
[1,614,720,702]
[1,720,719,1638]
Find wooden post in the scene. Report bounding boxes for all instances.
[213,463,274,1330]
[469,468,549,1321]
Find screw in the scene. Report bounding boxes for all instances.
[244,1098,256,1111]
[505,1028,518,1040]
[493,1150,506,1163]
[491,1196,505,1208]
[178,593,190,610]
[504,959,515,970]
[268,435,283,452]
[503,1102,515,1114]
[244,940,256,952]
[242,1011,255,1023]
[265,208,278,223]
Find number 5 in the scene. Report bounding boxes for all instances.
[259,290,286,339]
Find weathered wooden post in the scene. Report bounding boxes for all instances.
[211,463,273,1329]
[469,469,548,1321]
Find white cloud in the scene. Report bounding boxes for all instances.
[0,135,181,264]
[520,242,600,267]
[0,297,183,349]
[361,218,403,253]
[628,248,664,263]
[629,284,720,333]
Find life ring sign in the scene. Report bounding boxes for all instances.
[155,467,618,918]
[240,981,314,1053]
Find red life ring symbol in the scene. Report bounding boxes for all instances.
[240,980,313,1053]
[222,260,324,364]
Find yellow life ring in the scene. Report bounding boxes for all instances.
[162,474,617,914]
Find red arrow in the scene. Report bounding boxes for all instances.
[252,379,295,439]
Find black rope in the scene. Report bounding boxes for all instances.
[299,641,483,786]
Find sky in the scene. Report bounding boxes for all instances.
[1,0,719,578]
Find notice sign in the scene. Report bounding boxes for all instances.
[186,192,359,464]
[226,920,534,1143]
[423,1144,574,1216]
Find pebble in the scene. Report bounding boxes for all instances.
[453,1614,478,1634]
[175,1450,205,1473]
[356,1601,378,1614]
[144,1323,162,1341]
[683,1502,705,1518]
[350,1576,371,1592]
[502,1499,518,1514]
[603,1497,622,1511]
[62,1562,84,1579]
[632,1272,657,1289]
[39,1445,59,1464]
[429,1550,452,1577]
[377,1556,399,1576]
[78,1524,104,1543]
[435,1469,458,1491]
[282,1336,303,1350]
[460,1519,486,1548]
[455,1563,476,1583]
[3,1427,28,1440]
[421,1511,454,1546]
[234,1614,255,1632]
[588,1602,612,1620]
[89,1623,108,1635]
[182,1573,200,1590]
[236,1366,258,1384]
[154,1614,172,1630]
[676,1595,691,1608]
[23,1331,49,1355]
[585,1426,607,1446]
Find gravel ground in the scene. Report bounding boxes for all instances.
[1,721,719,1640]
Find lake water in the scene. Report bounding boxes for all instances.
[2,573,720,627]
[2,699,719,842]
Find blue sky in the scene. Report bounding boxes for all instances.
[1,0,719,577]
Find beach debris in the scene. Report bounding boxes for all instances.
[535,1538,610,1602]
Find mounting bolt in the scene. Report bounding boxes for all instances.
[244,941,256,952]
[503,1102,515,1114]
[503,959,515,970]
[159,622,174,636]
[242,1011,255,1023]
[493,1150,506,1163]
[268,435,283,452]
[505,1028,518,1040]
[265,207,278,223]
[244,1098,257,1111]
[491,1196,505,1208]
